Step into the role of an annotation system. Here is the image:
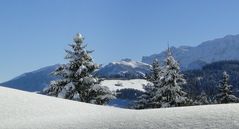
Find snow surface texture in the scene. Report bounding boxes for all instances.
[1,86,239,129]
[100,79,149,92]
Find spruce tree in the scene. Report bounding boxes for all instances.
[194,91,209,105]
[135,48,189,109]
[156,47,188,107]
[147,59,163,108]
[44,33,115,105]
[134,59,162,109]
[217,71,238,104]
[148,59,162,85]
[133,83,154,109]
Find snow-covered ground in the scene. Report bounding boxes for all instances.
[1,86,239,129]
[101,79,149,91]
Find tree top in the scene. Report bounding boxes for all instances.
[74,33,84,44]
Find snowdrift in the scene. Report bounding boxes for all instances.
[1,86,239,129]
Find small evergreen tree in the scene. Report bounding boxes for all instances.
[193,90,209,105]
[155,47,188,107]
[217,71,238,104]
[44,33,115,105]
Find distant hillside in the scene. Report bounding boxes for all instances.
[183,60,239,98]
[142,34,239,70]
[0,65,59,92]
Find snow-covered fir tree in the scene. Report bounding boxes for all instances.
[44,33,115,105]
[135,48,190,109]
[217,71,238,104]
[134,59,162,109]
[193,90,209,105]
[148,59,162,85]
[134,83,154,109]
[154,47,188,108]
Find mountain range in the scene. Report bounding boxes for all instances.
[142,34,239,69]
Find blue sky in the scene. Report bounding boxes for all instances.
[1,0,239,82]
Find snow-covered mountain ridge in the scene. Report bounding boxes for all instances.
[1,86,239,129]
[96,59,151,79]
[142,34,239,69]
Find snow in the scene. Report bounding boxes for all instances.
[100,79,150,92]
[112,60,149,68]
[73,33,84,43]
[96,59,151,78]
[1,86,239,129]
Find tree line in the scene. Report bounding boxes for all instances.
[43,33,239,109]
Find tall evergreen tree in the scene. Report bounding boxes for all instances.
[217,71,238,104]
[155,47,188,107]
[44,33,115,105]
[134,59,162,109]
[148,59,162,85]
[135,48,189,109]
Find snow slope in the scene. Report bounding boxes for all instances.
[100,79,149,92]
[1,86,239,129]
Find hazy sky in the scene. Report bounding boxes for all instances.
[1,0,239,82]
